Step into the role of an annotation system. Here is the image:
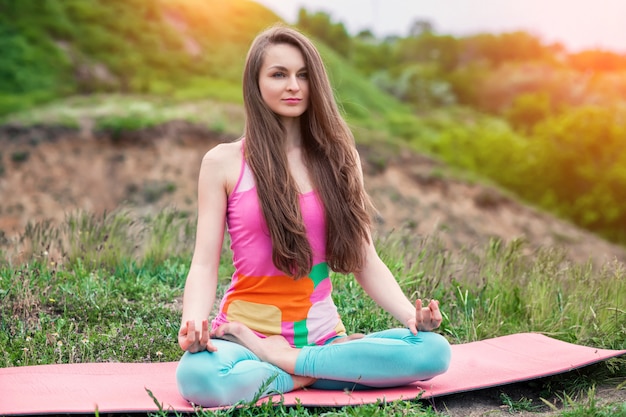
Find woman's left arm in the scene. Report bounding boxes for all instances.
[354,238,442,334]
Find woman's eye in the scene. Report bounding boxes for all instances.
[272,72,286,78]
[298,73,308,79]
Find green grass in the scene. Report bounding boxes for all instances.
[0,94,246,135]
[541,387,626,417]
[0,208,624,416]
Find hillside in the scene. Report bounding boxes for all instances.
[2,120,625,268]
[0,0,413,127]
[3,0,626,246]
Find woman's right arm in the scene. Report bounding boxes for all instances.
[178,144,232,353]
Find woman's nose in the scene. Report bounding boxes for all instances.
[286,75,300,91]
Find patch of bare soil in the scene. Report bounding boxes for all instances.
[425,381,626,416]
[0,121,624,413]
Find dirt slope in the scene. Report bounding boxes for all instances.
[1,121,625,266]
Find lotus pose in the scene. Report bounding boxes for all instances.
[176,25,451,407]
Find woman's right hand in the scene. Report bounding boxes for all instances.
[178,319,217,353]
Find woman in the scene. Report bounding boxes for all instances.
[176,25,451,407]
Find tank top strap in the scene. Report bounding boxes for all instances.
[231,140,255,195]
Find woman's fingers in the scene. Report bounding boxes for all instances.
[178,320,218,353]
[429,299,443,328]
[199,320,209,346]
[415,299,423,323]
[200,320,218,352]
[187,320,197,346]
[178,321,192,351]
[407,299,422,335]
[178,323,187,338]
[183,320,201,352]
[412,299,443,331]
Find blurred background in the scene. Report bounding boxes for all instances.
[1,0,625,258]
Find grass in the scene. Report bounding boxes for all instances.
[1,208,624,416]
[0,94,247,136]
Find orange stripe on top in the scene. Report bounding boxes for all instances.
[222,274,314,322]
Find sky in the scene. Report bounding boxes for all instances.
[254,0,626,53]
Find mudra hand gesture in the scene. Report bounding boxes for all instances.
[178,319,217,353]
[407,299,442,334]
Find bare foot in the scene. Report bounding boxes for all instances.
[214,322,300,373]
[213,322,265,355]
[330,333,365,344]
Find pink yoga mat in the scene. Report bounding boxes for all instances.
[0,332,624,415]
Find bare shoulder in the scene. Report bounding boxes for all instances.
[202,140,242,163]
[199,140,243,193]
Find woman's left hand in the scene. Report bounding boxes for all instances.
[407,299,442,335]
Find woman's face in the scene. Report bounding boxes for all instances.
[258,43,309,121]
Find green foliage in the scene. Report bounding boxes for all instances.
[371,63,456,108]
[505,92,552,132]
[522,105,626,240]
[0,21,72,114]
[143,209,194,265]
[0,0,277,115]
[460,31,552,66]
[95,113,166,135]
[0,0,76,39]
[555,387,626,417]
[352,37,394,77]
[173,77,243,103]
[0,26,67,94]
[445,61,491,106]
[315,42,418,135]
[500,392,540,413]
[416,110,530,190]
[2,95,247,137]
[297,9,352,57]
[395,33,460,72]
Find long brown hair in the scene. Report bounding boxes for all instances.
[242,25,373,279]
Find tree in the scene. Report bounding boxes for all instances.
[297,8,352,57]
[408,19,434,37]
[460,31,550,66]
[568,50,626,72]
[504,92,551,132]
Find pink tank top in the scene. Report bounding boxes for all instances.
[211,151,347,347]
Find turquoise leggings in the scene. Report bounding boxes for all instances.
[176,329,451,407]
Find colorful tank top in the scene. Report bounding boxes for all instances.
[211,153,347,347]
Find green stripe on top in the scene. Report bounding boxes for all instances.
[293,320,309,348]
[309,262,328,287]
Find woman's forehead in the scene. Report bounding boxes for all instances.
[262,43,306,69]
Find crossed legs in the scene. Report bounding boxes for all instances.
[176,322,451,407]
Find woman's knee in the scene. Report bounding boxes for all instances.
[390,331,451,379]
[418,331,452,375]
[176,350,234,407]
[175,343,294,407]
[177,352,212,403]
